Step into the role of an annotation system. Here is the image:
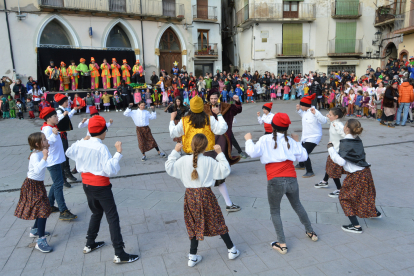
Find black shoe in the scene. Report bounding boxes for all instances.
[50,206,60,213]
[379,120,387,126]
[113,252,140,264]
[63,180,72,188]
[401,124,406,126]
[83,241,105,254]
[59,210,77,221]
[64,169,77,182]
[295,164,305,170]
[226,203,241,212]
[388,123,395,128]
[394,123,400,126]
[341,224,363,234]
[302,172,315,178]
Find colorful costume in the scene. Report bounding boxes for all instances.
[59,62,69,91]
[121,60,131,84]
[68,64,79,90]
[76,58,90,90]
[132,60,145,84]
[111,58,121,87]
[8,96,16,118]
[89,58,100,90]
[100,62,111,89]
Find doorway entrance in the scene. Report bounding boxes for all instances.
[195,63,213,78]
[159,28,182,74]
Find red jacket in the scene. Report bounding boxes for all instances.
[71,96,86,108]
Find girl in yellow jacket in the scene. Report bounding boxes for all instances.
[101,92,113,112]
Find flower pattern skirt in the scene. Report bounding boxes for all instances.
[14,178,51,220]
[339,167,377,218]
[325,156,343,179]
[184,187,228,241]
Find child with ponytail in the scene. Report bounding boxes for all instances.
[313,106,347,198]
[165,134,240,267]
[14,132,53,253]
[328,119,381,234]
[244,113,318,255]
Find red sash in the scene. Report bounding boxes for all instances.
[82,173,110,186]
[265,161,296,181]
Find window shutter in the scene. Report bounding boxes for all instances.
[335,0,359,16]
[335,22,356,53]
[282,24,302,55]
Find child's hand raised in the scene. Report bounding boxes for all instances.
[52,128,58,135]
[109,119,113,124]
[213,145,222,154]
[257,111,260,116]
[81,118,87,124]
[291,133,299,142]
[174,143,183,152]
[296,104,300,111]
[42,148,48,160]
[244,132,252,141]
[310,107,316,114]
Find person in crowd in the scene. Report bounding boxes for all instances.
[380,80,399,128]
[395,78,414,126]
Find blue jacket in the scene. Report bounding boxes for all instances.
[355,95,363,107]
[407,66,414,79]
[235,87,242,96]
[0,82,4,96]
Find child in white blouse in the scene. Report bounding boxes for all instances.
[14,132,53,253]
[165,134,240,267]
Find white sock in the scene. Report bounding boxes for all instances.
[189,254,196,260]
[228,246,237,253]
[218,183,232,206]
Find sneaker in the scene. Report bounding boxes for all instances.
[59,210,77,221]
[328,190,340,198]
[341,224,363,234]
[159,152,166,158]
[113,252,140,264]
[228,246,240,260]
[380,120,387,126]
[83,241,105,254]
[295,164,305,170]
[50,206,60,213]
[35,237,53,253]
[141,156,147,161]
[410,120,414,123]
[188,254,202,267]
[116,109,119,112]
[394,123,400,126]
[302,172,315,178]
[226,203,241,212]
[30,228,51,238]
[239,152,248,159]
[63,180,71,188]
[65,170,77,182]
[377,119,381,121]
[119,109,123,112]
[388,123,395,128]
[314,181,329,188]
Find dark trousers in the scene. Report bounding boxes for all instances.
[121,94,130,109]
[190,232,233,255]
[299,142,317,173]
[33,218,47,238]
[230,133,242,154]
[60,133,70,170]
[83,184,124,252]
[80,75,91,89]
[48,79,57,92]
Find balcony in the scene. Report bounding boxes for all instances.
[331,1,362,19]
[236,2,316,27]
[192,5,217,22]
[194,43,218,59]
[375,1,405,27]
[38,0,185,20]
[328,39,363,57]
[394,10,414,35]
[276,43,308,57]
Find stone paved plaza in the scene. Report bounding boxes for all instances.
[0,101,413,276]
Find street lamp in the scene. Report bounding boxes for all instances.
[372,30,382,45]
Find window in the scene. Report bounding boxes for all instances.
[335,22,357,53]
[163,0,176,17]
[282,24,302,55]
[335,0,359,16]
[328,65,356,74]
[197,30,209,50]
[106,24,132,48]
[283,1,299,18]
[277,61,303,76]
[39,20,71,46]
[109,0,126,12]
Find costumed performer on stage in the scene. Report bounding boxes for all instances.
[89,57,100,90]
[121,59,131,84]
[101,58,111,89]
[111,58,121,87]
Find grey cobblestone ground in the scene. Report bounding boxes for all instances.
[0,101,413,275]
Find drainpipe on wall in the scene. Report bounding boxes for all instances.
[3,0,15,72]
[140,0,145,70]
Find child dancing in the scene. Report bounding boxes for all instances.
[14,132,52,253]
[244,113,318,255]
[165,134,240,267]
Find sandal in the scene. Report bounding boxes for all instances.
[306,231,318,242]
[270,241,288,255]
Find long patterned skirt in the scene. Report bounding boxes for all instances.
[325,156,343,179]
[339,167,377,218]
[14,178,51,220]
[136,126,158,154]
[184,187,228,241]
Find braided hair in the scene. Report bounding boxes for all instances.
[272,130,290,150]
[190,133,209,180]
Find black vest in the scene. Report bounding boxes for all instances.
[56,108,73,132]
[338,137,370,168]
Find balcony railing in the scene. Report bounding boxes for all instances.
[394,10,414,34]
[328,39,363,56]
[236,2,316,25]
[39,0,185,18]
[331,1,362,18]
[192,5,217,21]
[276,43,308,57]
[375,1,405,26]
[194,43,218,57]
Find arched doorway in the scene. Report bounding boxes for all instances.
[106,23,132,49]
[399,50,408,62]
[384,42,398,60]
[39,19,72,46]
[159,28,182,74]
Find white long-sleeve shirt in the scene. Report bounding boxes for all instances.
[27,151,48,181]
[169,115,228,139]
[78,119,112,136]
[296,107,327,144]
[123,108,156,127]
[41,126,65,167]
[66,137,122,177]
[257,112,274,125]
[27,89,43,102]
[165,150,231,188]
[328,134,366,173]
[245,133,308,164]
[313,112,346,152]
[56,105,76,121]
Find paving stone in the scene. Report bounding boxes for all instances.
[371,251,414,271]
[365,217,414,232]
[316,258,365,276]
[296,265,325,276]
[141,256,168,276]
